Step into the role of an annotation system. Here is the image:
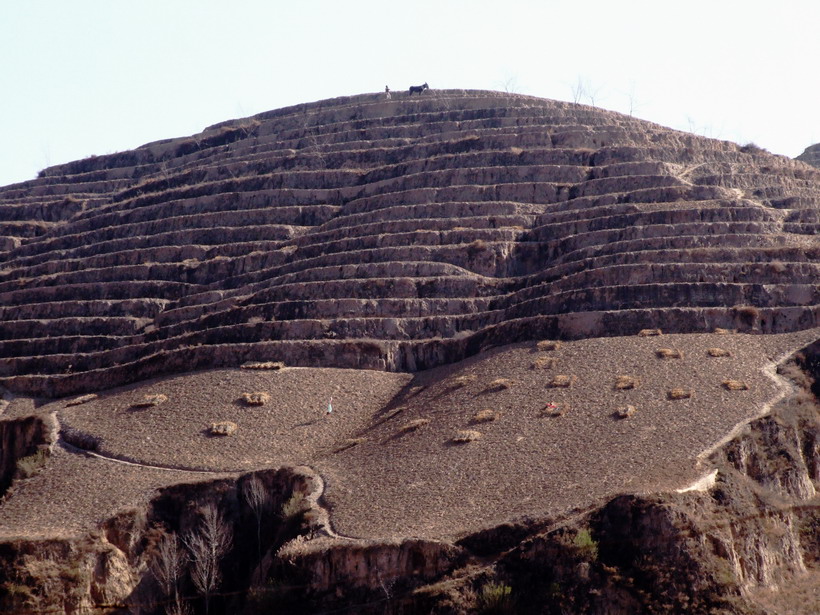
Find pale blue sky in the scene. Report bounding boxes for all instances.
[1,1,818,187]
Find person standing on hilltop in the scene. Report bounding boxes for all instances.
[385,86,391,100]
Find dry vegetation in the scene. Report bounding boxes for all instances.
[614,376,639,390]
[133,394,168,407]
[656,348,683,360]
[667,388,693,400]
[452,375,476,388]
[539,403,568,418]
[334,438,367,453]
[486,378,513,391]
[397,418,430,435]
[451,430,481,444]
[241,361,285,370]
[549,374,575,388]
[65,394,98,407]
[615,405,637,419]
[536,340,562,351]
[638,328,663,337]
[531,356,557,370]
[713,328,736,335]
[471,409,498,424]
[723,380,750,391]
[209,421,237,436]
[241,392,270,406]
[708,347,732,357]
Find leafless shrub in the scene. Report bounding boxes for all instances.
[209,421,237,436]
[549,374,576,388]
[615,405,637,419]
[536,340,562,351]
[451,430,482,444]
[241,392,270,406]
[531,356,558,370]
[708,347,732,357]
[134,393,168,407]
[397,418,430,435]
[241,361,285,370]
[638,328,662,337]
[656,348,683,359]
[471,409,498,424]
[723,380,749,391]
[614,376,639,390]
[65,394,98,407]
[667,388,692,400]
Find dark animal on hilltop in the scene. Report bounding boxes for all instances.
[409,83,429,95]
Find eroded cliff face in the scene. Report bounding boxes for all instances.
[0,412,56,496]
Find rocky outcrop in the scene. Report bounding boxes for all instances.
[0,91,818,396]
[0,413,56,496]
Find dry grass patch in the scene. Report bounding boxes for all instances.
[133,393,168,407]
[241,392,270,406]
[241,361,285,370]
[708,347,732,357]
[615,405,637,419]
[723,380,750,391]
[471,409,498,424]
[531,356,558,370]
[638,328,662,337]
[614,376,639,390]
[209,421,237,436]
[65,394,98,407]
[536,340,562,351]
[451,430,482,444]
[713,327,736,335]
[452,375,476,388]
[549,374,576,388]
[667,388,692,400]
[539,402,569,418]
[656,348,683,360]
[486,378,514,392]
[397,418,430,435]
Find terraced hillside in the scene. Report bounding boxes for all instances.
[1,90,819,397]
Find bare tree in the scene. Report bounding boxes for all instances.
[151,530,189,615]
[183,504,233,615]
[243,475,270,559]
[151,531,187,602]
[570,75,587,104]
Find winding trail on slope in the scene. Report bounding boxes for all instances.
[52,411,352,540]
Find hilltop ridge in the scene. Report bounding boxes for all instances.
[1,90,818,397]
